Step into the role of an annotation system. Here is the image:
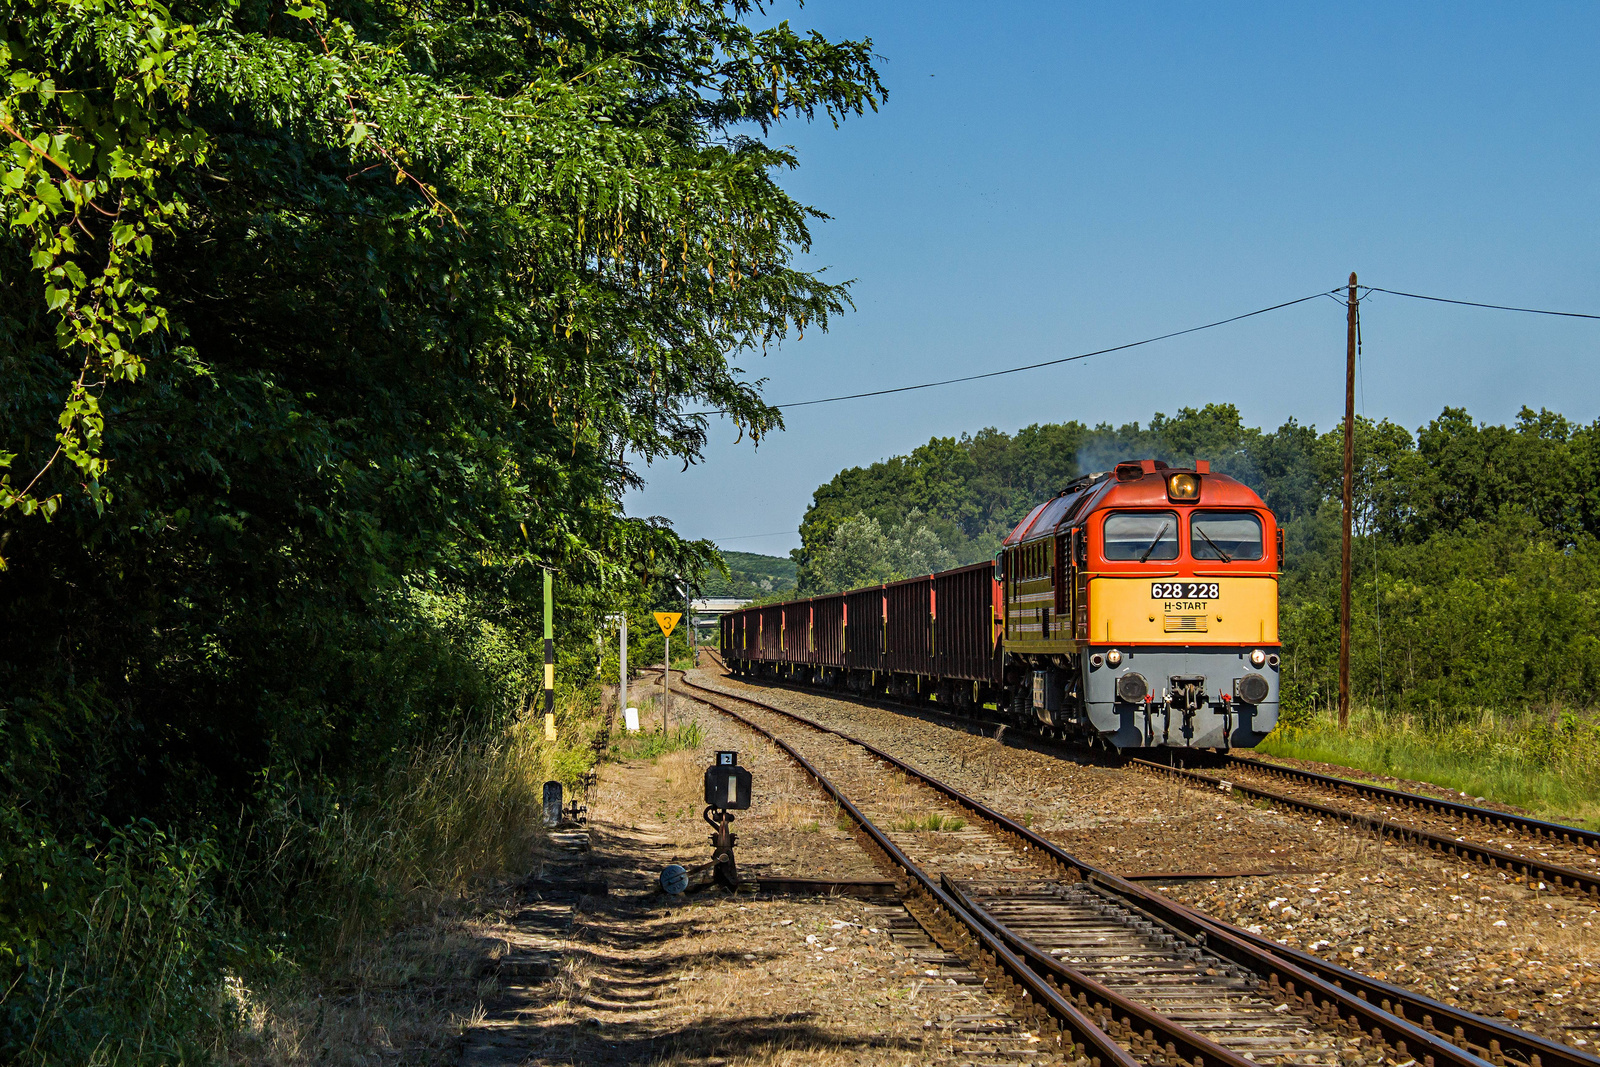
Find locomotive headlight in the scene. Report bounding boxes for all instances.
[1107,649,1123,667]
[1250,648,1267,667]
[1167,473,1200,501]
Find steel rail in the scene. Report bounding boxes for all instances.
[677,668,1600,1067]
[668,675,1296,1067]
[938,874,1262,1067]
[713,655,1600,898]
[1223,756,1600,851]
[645,672,1142,1067]
[695,659,1600,1067]
[1132,758,1600,901]
[663,670,1508,1067]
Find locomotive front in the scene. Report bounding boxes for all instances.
[1003,459,1281,750]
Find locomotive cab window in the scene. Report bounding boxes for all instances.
[1189,510,1263,561]
[1102,511,1179,562]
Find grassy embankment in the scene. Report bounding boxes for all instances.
[220,686,606,1065]
[1261,706,1600,829]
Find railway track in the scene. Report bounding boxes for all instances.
[1130,758,1600,902]
[709,654,1600,904]
[649,666,1597,1067]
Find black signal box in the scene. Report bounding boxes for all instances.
[704,751,752,810]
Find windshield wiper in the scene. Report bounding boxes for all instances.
[1195,526,1233,562]
[1137,521,1172,563]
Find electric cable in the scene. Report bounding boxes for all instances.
[710,530,797,542]
[1361,287,1600,320]
[686,282,1600,420]
[688,288,1340,415]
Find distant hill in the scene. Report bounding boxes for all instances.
[702,550,797,598]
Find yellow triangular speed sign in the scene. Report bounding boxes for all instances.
[653,611,682,636]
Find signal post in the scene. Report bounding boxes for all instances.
[654,610,682,731]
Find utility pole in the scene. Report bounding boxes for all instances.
[1339,272,1358,731]
[685,582,695,667]
[543,568,556,740]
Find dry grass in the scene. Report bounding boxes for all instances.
[224,688,605,1066]
[225,905,505,1066]
[656,748,709,821]
[888,813,968,833]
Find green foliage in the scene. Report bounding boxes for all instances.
[0,0,209,519]
[699,549,796,598]
[807,508,957,593]
[0,0,883,1059]
[0,812,226,1064]
[795,404,1293,587]
[611,720,704,761]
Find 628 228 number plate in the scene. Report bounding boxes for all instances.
[1151,582,1219,599]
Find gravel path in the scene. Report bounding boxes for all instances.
[461,674,1060,1066]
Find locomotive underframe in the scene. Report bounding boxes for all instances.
[1011,646,1278,750]
[721,644,1277,751]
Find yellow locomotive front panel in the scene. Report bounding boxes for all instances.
[1086,574,1278,646]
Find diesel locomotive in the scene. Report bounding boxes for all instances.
[720,459,1282,751]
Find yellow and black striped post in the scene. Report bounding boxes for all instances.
[543,568,555,742]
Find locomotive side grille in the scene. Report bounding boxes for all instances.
[1163,614,1209,633]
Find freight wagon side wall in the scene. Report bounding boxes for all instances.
[729,609,753,661]
[812,595,845,667]
[759,605,784,661]
[884,576,934,675]
[781,600,813,663]
[843,587,885,670]
[934,562,1002,683]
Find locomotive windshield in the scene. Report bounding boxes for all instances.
[1189,510,1263,561]
[1102,511,1179,561]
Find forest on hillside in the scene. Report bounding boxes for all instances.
[796,404,1600,719]
[698,550,798,598]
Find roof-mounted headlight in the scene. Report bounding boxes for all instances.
[1167,473,1200,501]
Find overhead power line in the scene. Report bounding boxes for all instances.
[690,289,1338,415]
[712,530,796,541]
[1362,287,1600,320]
[686,281,1600,419]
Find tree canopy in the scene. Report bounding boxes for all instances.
[0,0,884,1058]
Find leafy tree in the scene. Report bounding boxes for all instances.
[0,0,885,1057]
[807,508,956,593]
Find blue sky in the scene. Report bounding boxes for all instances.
[623,2,1600,557]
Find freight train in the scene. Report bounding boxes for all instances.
[720,460,1281,750]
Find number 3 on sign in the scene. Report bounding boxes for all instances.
[653,611,682,636]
